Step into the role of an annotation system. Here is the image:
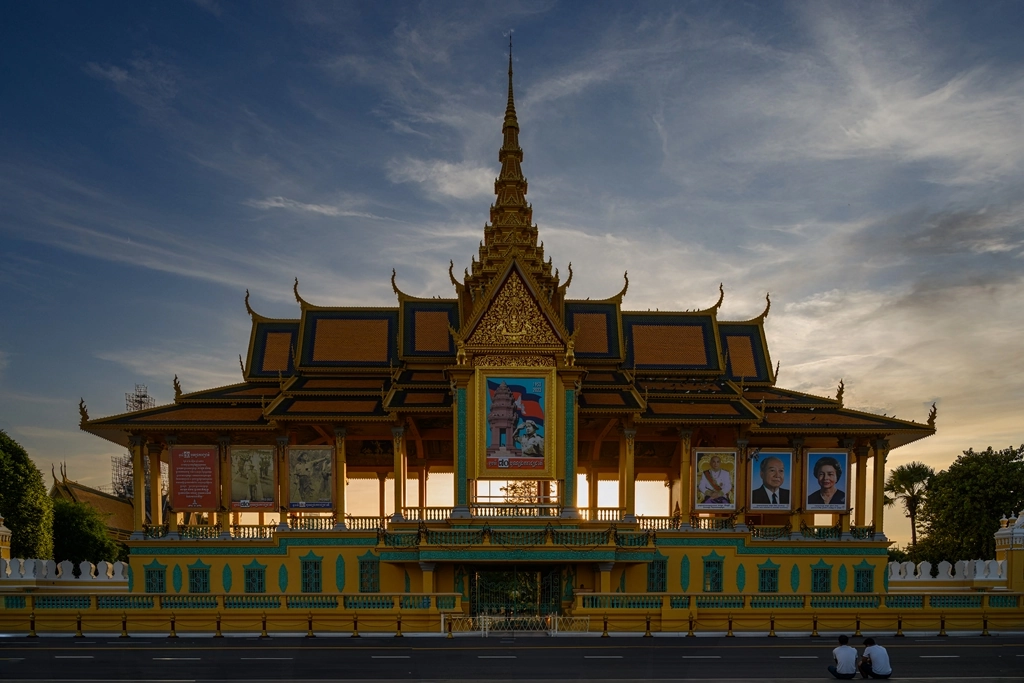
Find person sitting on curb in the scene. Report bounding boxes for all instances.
[827,634,858,679]
[858,637,893,679]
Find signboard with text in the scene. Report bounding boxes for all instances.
[169,446,220,511]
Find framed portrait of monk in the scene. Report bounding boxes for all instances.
[805,451,849,511]
[693,449,737,511]
[748,449,792,511]
[287,446,334,509]
[229,446,276,511]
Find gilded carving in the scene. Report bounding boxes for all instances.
[474,355,554,367]
[467,272,561,346]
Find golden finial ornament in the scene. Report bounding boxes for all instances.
[173,375,182,400]
[714,283,725,310]
[774,360,780,380]
[239,354,245,374]
[78,398,89,426]
[836,379,844,406]
[244,289,255,317]
[927,403,937,428]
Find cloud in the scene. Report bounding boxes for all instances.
[95,347,243,394]
[387,158,493,200]
[245,196,393,221]
[84,57,180,112]
[0,350,8,374]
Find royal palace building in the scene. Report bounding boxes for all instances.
[50,53,996,636]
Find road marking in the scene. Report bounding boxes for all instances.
[0,658,25,662]
[921,655,960,658]
[780,656,818,659]
[585,655,623,659]
[241,657,293,660]
[371,655,410,659]
[683,655,721,659]
[479,655,517,659]
[153,657,201,661]
[55,656,94,659]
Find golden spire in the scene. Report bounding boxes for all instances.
[458,37,564,317]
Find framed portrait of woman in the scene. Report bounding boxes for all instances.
[805,451,849,511]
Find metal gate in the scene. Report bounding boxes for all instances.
[470,566,562,618]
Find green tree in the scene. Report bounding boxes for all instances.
[51,498,120,572]
[883,461,935,546]
[0,429,53,559]
[916,445,1024,563]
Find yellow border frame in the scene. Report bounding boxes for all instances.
[475,368,558,480]
[228,446,278,511]
[804,449,850,512]
[693,447,738,511]
[286,445,336,510]
[747,448,794,512]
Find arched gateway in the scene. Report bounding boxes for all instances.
[79,48,936,633]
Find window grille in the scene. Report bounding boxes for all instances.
[647,558,667,592]
[703,558,723,592]
[144,568,165,594]
[359,555,380,593]
[854,567,874,593]
[811,566,832,593]
[301,558,322,594]
[758,567,779,593]
[189,567,210,594]
[244,566,266,594]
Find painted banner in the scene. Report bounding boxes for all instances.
[805,451,849,511]
[229,446,276,510]
[748,449,793,511]
[287,446,334,509]
[484,376,547,472]
[694,450,737,511]
[169,446,219,511]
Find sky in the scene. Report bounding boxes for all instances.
[1,1,1023,548]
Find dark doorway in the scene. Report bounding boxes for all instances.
[469,566,563,616]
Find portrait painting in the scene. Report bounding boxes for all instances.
[287,446,334,509]
[229,446,276,510]
[805,451,849,511]
[484,376,547,472]
[748,449,792,511]
[693,450,737,511]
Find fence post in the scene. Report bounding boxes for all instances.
[602,613,609,638]
[981,612,990,637]
[895,613,904,637]
[75,611,84,638]
[446,614,454,639]
[306,611,315,638]
[395,611,403,638]
[726,613,734,637]
[214,611,223,638]
[811,613,819,637]
[687,611,695,637]
[120,611,130,639]
[644,613,652,637]
[938,613,947,637]
[352,612,360,638]
[854,613,862,637]
[168,611,178,639]
[28,611,37,638]
[769,613,776,638]
[260,610,268,638]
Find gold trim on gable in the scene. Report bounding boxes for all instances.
[467,270,561,346]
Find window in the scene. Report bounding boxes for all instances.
[144,567,165,594]
[811,566,832,593]
[703,558,723,592]
[758,567,779,593]
[647,558,667,592]
[854,567,874,593]
[189,567,210,594]
[358,552,380,593]
[245,566,266,594]
[301,558,322,594]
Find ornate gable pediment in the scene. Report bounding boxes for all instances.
[464,266,564,348]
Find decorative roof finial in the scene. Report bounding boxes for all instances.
[173,375,182,400]
[927,402,937,428]
[244,289,255,317]
[79,398,89,427]
[836,378,844,406]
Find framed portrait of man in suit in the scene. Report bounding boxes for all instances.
[749,449,792,511]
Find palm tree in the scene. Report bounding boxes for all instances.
[883,461,935,546]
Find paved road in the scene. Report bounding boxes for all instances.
[1,634,1022,682]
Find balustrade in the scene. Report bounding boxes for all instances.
[288,514,336,531]
[401,507,452,521]
[346,516,387,531]
[637,516,678,530]
[750,524,791,540]
[689,516,734,531]
[231,524,277,539]
[471,503,561,518]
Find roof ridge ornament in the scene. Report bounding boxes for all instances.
[293,277,308,306]
[714,283,725,311]
[244,289,255,317]
[927,402,937,429]
[836,379,844,406]
[79,398,89,427]
[173,375,182,400]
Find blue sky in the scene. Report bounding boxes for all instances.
[2,1,1023,544]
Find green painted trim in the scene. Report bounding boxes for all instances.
[790,564,800,592]
[404,570,411,593]
[702,549,724,562]
[222,565,232,592]
[456,387,467,506]
[810,559,833,570]
[564,389,575,504]
[143,559,167,571]
[335,555,346,592]
[172,565,182,593]
[413,549,619,562]
[838,564,848,593]
[131,535,377,556]
[243,558,267,571]
[299,550,323,561]
[757,558,780,570]
[680,555,690,592]
[853,559,873,570]
[278,564,289,592]
[736,563,746,592]
[655,536,888,556]
[187,559,211,570]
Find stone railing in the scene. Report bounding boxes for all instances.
[579,508,626,521]
[888,559,1007,591]
[0,558,129,592]
[470,503,561,518]
[401,507,452,521]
